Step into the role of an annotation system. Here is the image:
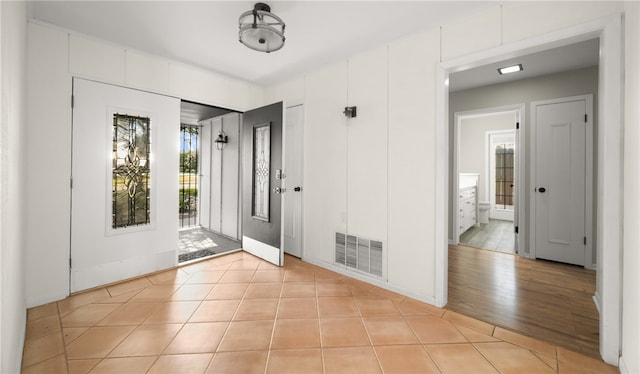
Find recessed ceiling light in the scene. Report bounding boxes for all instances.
[498,64,523,75]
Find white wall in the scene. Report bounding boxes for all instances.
[25,21,265,307]
[459,112,516,203]
[280,31,441,301]
[622,2,640,373]
[0,2,28,372]
[265,1,637,368]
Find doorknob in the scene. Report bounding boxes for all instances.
[294,186,302,192]
[538,187,546,193]
[273,187,286,194]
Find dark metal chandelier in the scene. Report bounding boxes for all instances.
[238,3,285,53]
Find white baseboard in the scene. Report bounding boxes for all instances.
[71,249,176,293]
[25,291,70,309]
[16,308,26,371]
[593,292,601,315]
[302,256,437,307]
[618,355,629,374]
[242,236,281,266]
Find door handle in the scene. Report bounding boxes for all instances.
[294,186,302,192]
[273,187,286,194]
[538,187,546,193]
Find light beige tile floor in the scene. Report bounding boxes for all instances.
[22,251,619,374]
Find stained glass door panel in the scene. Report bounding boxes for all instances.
[242,102,284,266]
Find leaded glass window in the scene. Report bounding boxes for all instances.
[112,114,151,228]
[252,123,270,221]
[495,144,515,209]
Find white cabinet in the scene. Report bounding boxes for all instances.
[458,186,478,236]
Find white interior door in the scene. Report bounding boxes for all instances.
[71,78,180,292]
[283,105,304,257]
[534,98,587,266]
[241,102,285,266]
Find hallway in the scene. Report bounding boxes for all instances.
[447,244,599,359]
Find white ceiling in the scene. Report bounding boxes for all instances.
[29,1,599,91]
[29,1,493,85]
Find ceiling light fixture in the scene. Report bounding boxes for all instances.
[239,3,285,53]
[498,64,523,75]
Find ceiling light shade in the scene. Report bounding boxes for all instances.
[239,3,285,53]
[498,64,523,75]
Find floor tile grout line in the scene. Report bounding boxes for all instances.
[200,252,246,373]
[418,344,444,374]
[21,302,69,372]
[262,276,286,374]
[470,341,509,374]
[312,269,328,374]
[23,251,612,374]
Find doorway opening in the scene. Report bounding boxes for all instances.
[444,37,603,359]
[454,109,521,254]
[177,100,240,263]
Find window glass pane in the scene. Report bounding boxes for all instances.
[179,125,199,228]
[252,123,270,221]
[495,143,514,209]
[112,114,151,228]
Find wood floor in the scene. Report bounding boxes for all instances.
[447,244,600,359]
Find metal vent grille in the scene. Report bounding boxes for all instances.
[335,233,346,264]
[335,232,383,278]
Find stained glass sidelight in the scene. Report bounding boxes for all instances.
[112,114,151,228]
[252,123,270,221]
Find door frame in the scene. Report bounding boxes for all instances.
[486,129,516,222]
[435,14,622,364]
[240,101,286,266]
[452,105,524,255]
[529,94,594,268]
[283,103,305,258]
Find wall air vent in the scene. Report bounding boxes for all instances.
[335,232,383,278]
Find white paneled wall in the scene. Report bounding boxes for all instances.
[125,50,170,94]
[303,62,348,263]
[502,2,624,44]
[264,2,636,313]
[25,21,263,306]
[622,3,640,373]
[387,30,440,296]
[200,113,241,239]
[69,34,126,84]
[346,46,388,242]
[264,77,304,106]
[1,2,28,372]
[441,5,502,61]
[25,23,71,305]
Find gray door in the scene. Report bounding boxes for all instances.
[241,102,285,266]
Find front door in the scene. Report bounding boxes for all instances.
[534,97,588,266]
[71,79,180,292]
[242,102,285,266]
